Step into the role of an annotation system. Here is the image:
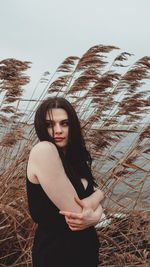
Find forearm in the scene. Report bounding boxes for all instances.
[92,204,103,226]
[82,188,104,211]
[62,203,103,231]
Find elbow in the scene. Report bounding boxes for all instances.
[96,205,103,223]
[98,189,104,202]
[101,191,104,201]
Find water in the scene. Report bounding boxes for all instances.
[92,127,150,212]
[1,123,150,212]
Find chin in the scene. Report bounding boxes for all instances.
[56,143,65,149]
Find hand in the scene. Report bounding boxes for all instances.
[59,195,103,231]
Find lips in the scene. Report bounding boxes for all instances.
[54,138,64,142]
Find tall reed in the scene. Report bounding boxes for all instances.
[0,46,150,266]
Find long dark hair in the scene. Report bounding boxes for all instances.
[34,97,96,185]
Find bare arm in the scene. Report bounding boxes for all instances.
[60,196,103,231]
[28,141,104,230]
[28,141,82,213]
[82,187,104,211]
[59,186,104,230]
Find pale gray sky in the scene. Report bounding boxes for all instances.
[1,0,150,96]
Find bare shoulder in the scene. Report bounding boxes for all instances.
[30,141,58,159]
[27,142,59,183]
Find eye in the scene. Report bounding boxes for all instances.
[45,121,54,128]
[61,120,69,126]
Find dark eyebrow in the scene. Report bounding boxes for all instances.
[45,119,68,122]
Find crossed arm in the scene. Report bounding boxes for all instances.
[60,188,104,231]
[28,141,104,231]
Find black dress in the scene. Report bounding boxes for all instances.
[26,173,99,267]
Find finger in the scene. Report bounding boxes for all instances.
[68,222,83,228]
[60,211,82,219]
[59,210,70,216]
[74,195,86,209]
[69,225,85,231]
[59,211,75,217]
[66,214,83,220]
[66,218,82,225]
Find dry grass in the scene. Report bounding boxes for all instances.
[0,46,150,266]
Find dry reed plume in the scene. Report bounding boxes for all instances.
[0,46,150,266]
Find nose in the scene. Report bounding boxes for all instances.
[54,123,62,134]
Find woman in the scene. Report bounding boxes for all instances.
[26,97,103,267]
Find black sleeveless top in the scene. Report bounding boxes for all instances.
[26,172,99,267]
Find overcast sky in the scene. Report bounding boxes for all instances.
[1,0,150,96]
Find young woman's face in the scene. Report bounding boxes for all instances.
[46,108,69,151]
